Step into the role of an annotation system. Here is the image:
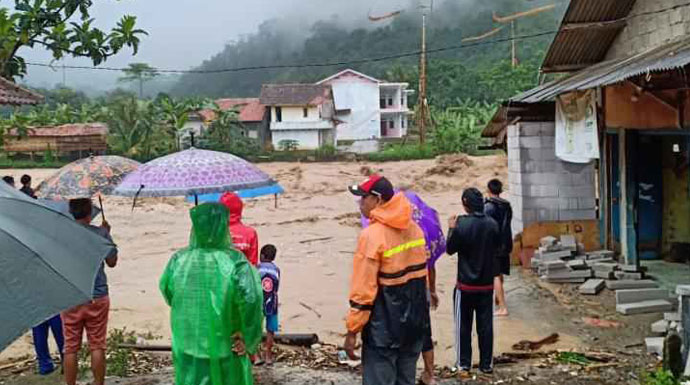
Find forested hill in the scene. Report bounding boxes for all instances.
[170,0,566,107]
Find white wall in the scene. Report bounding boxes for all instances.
[271,106,320,122]
[324,75,381,141]
[272,129,321,150]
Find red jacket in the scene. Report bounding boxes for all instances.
[220,192,259,266]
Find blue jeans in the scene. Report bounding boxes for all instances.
[32,314,64,375]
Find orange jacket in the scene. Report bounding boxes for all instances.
[346,192,429,343]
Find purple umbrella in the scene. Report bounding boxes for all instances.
[361,190,446,267]
[113,148,280,199]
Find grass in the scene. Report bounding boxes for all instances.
[642,368,682,385]
[363,143,437,162]
[0,157,70,169]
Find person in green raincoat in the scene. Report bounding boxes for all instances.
[160,203,263,385]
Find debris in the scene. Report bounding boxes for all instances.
[299,302,323,318]
[594,270,615,279]
[555,352,591,366]
[645,337,664,355]
[299,237,333,244]
[567,259,588,270]
[579,279,605,295]
[512,333,559,351]
[560,235,577,251]
[425,154,474,176]
[617,299,673,315]
[605,280,658,290]
[664,312,681,322]
[620,264,645,273]
[582,317,622,328]
[539,250,574,261]
[273,333,320,347]
[540,236,557,248]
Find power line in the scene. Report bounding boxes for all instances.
[22,1,690,76]
[25,30,559,75]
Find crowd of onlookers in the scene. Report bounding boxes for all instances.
[4,172,512,385]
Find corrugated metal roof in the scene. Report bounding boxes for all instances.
[517,36,690,103]
[542,0,637,72]
[0,77,43,105]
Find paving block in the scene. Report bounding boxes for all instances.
[620,264,641,272]
[540,250,574,261]
[676,285,690,296]
[594,270,615,279]
[645,337,664,355]
[544,277,587,284]
[616,288,670,305]
[665,312,682,322]
[545,269,592,280]
[651,319,670,334]
[579,279,605,295]
[591,262,618,272]
[617,300,673,315]
[539,260,568,270]
[587,250,615,259]
[567,259,588,270]
[588,257,614,264]
[606,280,658,290]
[540,236,557,248]
[614,271,644,280]
[560,235,577,251]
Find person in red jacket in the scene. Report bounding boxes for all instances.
[220,192,259,266]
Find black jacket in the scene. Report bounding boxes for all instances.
[447,212,499,287]
[485,197,513,256]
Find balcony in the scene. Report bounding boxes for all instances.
[270,120,335,131]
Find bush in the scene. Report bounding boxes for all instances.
[429,100,495,155]
[642,368,681,385]
[364,143,436,162]
[314,144,337,161]
[278,139,299,152]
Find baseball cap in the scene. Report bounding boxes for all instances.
[348,174,395,201]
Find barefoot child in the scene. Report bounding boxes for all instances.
[258,244,280,364]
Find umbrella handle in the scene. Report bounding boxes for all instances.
[98,195,106,222]
[132,185,144,212]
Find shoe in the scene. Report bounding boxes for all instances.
[479,367,493,375]
[38,365,56,376]
[458,368,472,380]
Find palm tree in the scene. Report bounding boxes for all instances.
[118,63,159,99]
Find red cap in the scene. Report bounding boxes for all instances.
[348,174,394,201]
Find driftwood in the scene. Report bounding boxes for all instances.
[119,333,320,351]
[512,333,559,351]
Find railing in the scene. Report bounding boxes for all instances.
[270,120,335,131]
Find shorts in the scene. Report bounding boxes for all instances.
[61,296,110,354]
[265,314,279,333]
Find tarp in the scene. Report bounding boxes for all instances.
[555,90,600,164]
[160,203,263,385]
[186,184,285,203]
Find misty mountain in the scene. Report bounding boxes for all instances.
[170,0,566,103]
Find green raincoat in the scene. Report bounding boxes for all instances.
[160,203,263,385]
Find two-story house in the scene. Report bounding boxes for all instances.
[316,69,413,142]
[259,84,336,150]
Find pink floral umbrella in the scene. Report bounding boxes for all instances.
[113,148,280,200]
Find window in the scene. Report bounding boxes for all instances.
[303,107,308,118]
[389,120,395,129]
[275,107,282,122]
[380,98,387,109]
[401,119,406,129]
[387,97,393,107]
[401,95,405,106]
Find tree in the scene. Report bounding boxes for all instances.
[119,63,159,98]
[0,0,147,79]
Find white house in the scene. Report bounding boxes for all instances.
[316,69,413,142]
[259,84,336,150]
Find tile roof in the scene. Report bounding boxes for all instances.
[197,98,266,122]
[259,84,332,106]
[0,77,44,105]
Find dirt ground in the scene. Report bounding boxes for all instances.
[0,155,661,384]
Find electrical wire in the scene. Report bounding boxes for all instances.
[22,1,690,75]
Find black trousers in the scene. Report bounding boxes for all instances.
[457,290,493,371]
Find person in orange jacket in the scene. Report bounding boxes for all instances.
[344,175,430,385]
[220,192,259,266]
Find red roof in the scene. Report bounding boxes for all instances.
[198,98,266,122]
[0,77,43,105]
[8,123,108,137]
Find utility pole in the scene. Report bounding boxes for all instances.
[417,11,429,145]
[511,20,518,68]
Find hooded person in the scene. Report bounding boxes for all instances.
[160,203,263,385]
[344,175,430,385]
[220,192,259,266]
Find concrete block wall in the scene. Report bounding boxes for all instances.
[607,0,690,60]
[507,122,597,235]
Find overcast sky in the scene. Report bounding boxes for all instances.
[2,0,417,90]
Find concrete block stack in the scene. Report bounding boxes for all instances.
[615,288,674,315]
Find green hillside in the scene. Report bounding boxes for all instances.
[170,0,566,106]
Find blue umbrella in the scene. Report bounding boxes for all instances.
[0,182,116,351]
